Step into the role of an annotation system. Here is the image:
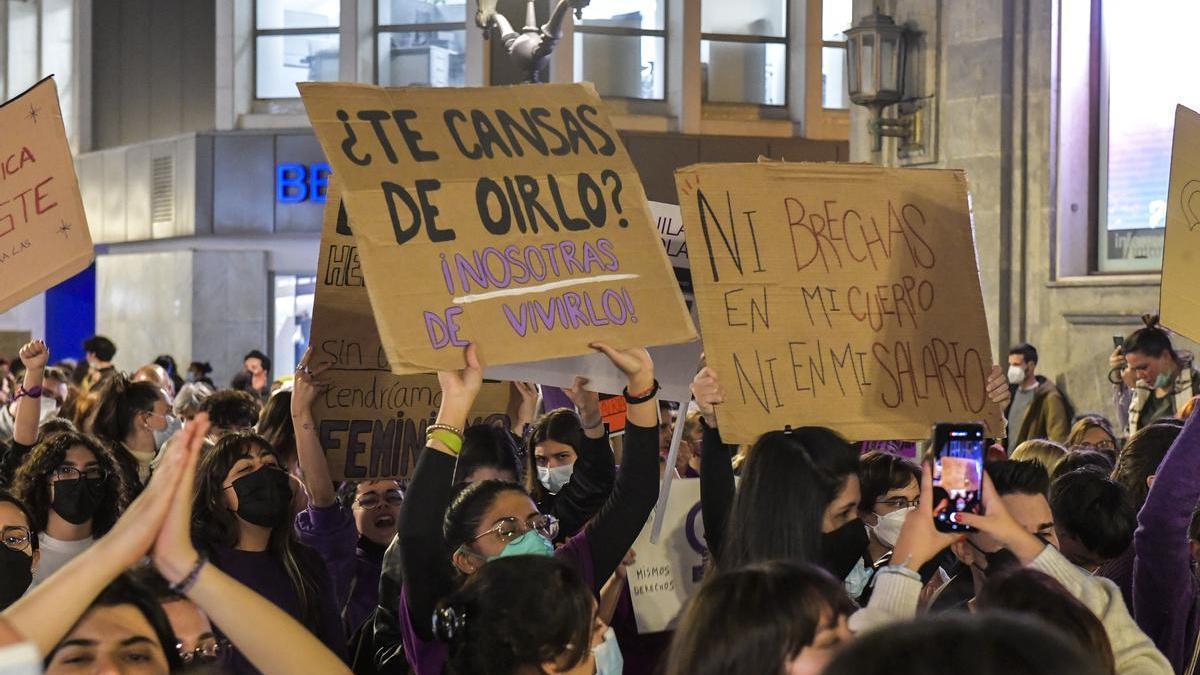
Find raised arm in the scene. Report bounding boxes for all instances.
[152,415,351,675]
[291,347,335,508]
[1,413,202,655]
[550,377,616,538]
[692,366,735,561]
[576,343,659,593]
[396,344,483,640]
[13,341,48,447]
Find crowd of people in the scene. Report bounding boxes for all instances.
[0,313,1197,674]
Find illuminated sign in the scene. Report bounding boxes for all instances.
[276,162,330,204]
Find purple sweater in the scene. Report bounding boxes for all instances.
[295,504,385,633]
[1133,412,1200,672]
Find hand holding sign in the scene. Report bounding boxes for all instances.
[437,343,485,426]
[690,366,724,428]
[291,347,332,414]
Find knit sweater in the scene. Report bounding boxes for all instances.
[852,546,1171,675]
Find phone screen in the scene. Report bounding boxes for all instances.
[931,424,985,532]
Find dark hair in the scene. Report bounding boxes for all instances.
[153,355,178,377]
[12,432,130,535]
[663,561,855,675]
[529,409,584,456]
[1049,469,1134,560]
[82,336,117,362]
[444,479,529,554]
[857,451,920,512]
[1009,342,1039,364]
[1124,314,1176,360]
[823,611,1106,675]
[199,389,261,432]
[37,417,78,443]
[1052,450,1115,481]
[256,389,297,467]
[191,432,319,626]
[1112,420,1183,508]
[1066,415,1117,451]
[243,350,272,373]
[437,556,593,675]
[986,460,1050,497]
[719,427,860,571]
[978,569,1116,675]
[47,573,183,671]
[0,492,39,553]
[89,375,162,447]
[453,424,523,484]
[189,361,213,376]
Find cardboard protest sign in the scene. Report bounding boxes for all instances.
[1160,105,1200,342]
[649,201,692,298]
[300,82,696,374]
[676,162,1003,444]
[311,180,510,480]
[0,77,93,313]
[627,479,707,634]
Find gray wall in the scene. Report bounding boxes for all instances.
[92,0,216,150]
[849,0,1195,426]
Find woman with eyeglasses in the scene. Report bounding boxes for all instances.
[848,452,922,603]
[0,492,39,609]
[90,373,174,487]
[11,431,130,586]
[395,342,658,675]
[290,347,404,633]
[191,428,347,671]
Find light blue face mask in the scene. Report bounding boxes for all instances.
[593,626,623,675]
[489,530,554,561]
[1154,371,1174,390]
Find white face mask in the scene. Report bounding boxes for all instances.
[593,626,623,675]
[867,506,913,549]
[1006,364,1026,386]
[536,463,574,494]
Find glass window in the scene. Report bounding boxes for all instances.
[255,0,341,99]
[1097,0,1200,272]
[272,274,315,377]
[573,0,667,100]
[701,0,787,105]
[42,0,74,136]
[821,0,850,110]
[7,0,38,95]
[376,0,466,87]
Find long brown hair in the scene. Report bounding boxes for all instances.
[191,431,320,626]
[11,432,131,534]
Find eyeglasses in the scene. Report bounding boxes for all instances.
[471,514,559,543]
[177,637,230,664]
[51,465,108,482]
[353,489,404,510]
[875,497,920,509]
[0,526,31,552]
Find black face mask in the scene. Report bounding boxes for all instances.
[820,518,869,580]
[51,477,105,525]
[229,467,293,528]
[0,545,33,609]
[968,539,1022,577]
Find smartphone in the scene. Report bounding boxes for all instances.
[1113,335,1126,353]
[928,423,985,533]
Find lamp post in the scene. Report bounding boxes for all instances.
[477,0,591,83]
[845,9,910,153]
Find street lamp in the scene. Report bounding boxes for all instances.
[845,9,911,153]
[477,0,591,83]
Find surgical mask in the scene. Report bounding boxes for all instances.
[820,519,869,580]
[229,467,293,528]
[867,507,912,549]
[593,626,624,675]
[154,414,182,450]
[537,464,574,494]
[1154,371,1174,389]
[51,477,105,525]
[490,530,554,561]
[1007,365,1025,386]
[0,545,33,609]
[843,558,872,599]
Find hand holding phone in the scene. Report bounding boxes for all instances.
[928,423,985,533]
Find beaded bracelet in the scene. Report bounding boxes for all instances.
[169,555,208,595]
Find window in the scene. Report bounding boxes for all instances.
[255,0,341,99]
[272,274,315,377]
[573,0,667,100]
[1097,0,1200,272]
[6,0,38,96]
[820,0,850,109]
[377,0,466,87]
[701,0,788,106]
